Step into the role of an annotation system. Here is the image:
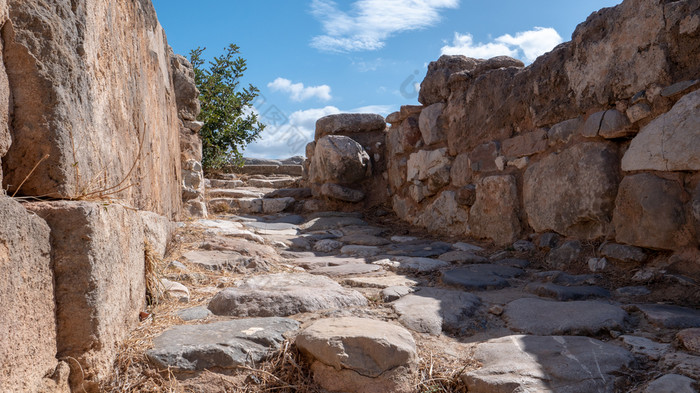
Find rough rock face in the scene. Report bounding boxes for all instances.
[310,135,371,184]
[315,113,386,139]
[419,55,480,105]
[0,196,60,393]
[469,175,521,245]
[2,0,182,218]
[27,201,146,392]
[622,89,700,171]
[613,174,694,250]
[524,143,620,239]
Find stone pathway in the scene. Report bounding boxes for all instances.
[139,173,700,392]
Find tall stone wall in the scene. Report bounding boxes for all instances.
[383,0,700,274]
[0,0,194,392]
[1,0,182,219]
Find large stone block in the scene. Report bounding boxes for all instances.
[469,175,521,246]
[418,103,446,146]
[524,142,620,239]
[622,89,700,171]
[612,174,694,250]
[27,201,145,392]
[0,196,59,393]
[2,0,182,219]
[416,191,469,235]
[309,135,371,185]
[419,55,479,105]
[315,113,386,140]
[406,148,450,182]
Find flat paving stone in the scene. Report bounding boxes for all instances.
[442,264,524,290]
[534,270,599,285]
[339,234,390,246]
[177,306,212,321]
[392,287,481,335]
[633,304,700,329]
[195,219,264,243]
[309,264,382,277]
[340,245,381,257]
[494,258,530,268]
[147,318,300,372]
[644,374,697,393]
[181,250,256,272]
[453,242,485,252]
[462,335,633,393]
[208,273,368,317]
[620,335,670,360]
[374,257,450,273]
[300,216,368,231]
[525,282,611,301]
[287,255,367,269]
[438,251,487,263]
[242,221,299,235]
[342,275,419,289]
[382,286,414,302]
[504,298,627,335]
[384,242,452,258]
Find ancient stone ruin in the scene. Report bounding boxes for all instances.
[1,0,699,393]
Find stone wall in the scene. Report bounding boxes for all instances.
[303,0,700,276]
[1,0,182,219]
[0,0,193,391]
[383,0,700,273]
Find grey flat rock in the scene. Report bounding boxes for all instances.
[340,245,381,257]
[633,304,700,329]
[494,258,530,268]
[438,251,488,263]
[385,242,452,257]
[462,335,633,393]
[504,298,627,335]
[343,275,419,289]
[442,264,524,290]
[525,283,611,301]
[208,273,367,317]
[375,256,450,272]
[620,335,670,360]
[181,250,255,271]
[300,216,368,231]
[382,286,414,302]
[286,255,367,269]
[339,234,390,246]
[177,306,212,321]
[392,287,481,335]
[309,264,382,277]
[147,318,300,372]
[644,374,697,393]
[535,271,599,285]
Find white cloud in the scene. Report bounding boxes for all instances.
[267,77,332,102]
[311,0,459,52]
[441,27,563,64]
[244,104,395,159]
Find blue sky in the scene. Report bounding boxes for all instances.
[152,0,622,159]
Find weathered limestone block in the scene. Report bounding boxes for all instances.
[613,174,694,250]
[582,110,631,139]
[296,317,417,393]
[419,55,480,105]
[2,0,182,218]
[468,141,500,173]
[0,2,9,187]
[170,54,200,121]
[469,175,521,245]
[139,210,172,258]
[418,103,446,146]
[27,201,145,392]
[310,135,371,184]
[502,129,548,158]
[622,89,700,171]
[450,153,471,187]
[0,196,60,393]
[315,113,386,139]
[416,191,469,234]
[548,117,583,145]
[406,148,450,182]
[388,115,421,157]
[524,142,619,239]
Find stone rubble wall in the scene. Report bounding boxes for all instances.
[0,0,199,392]
[305,0,700,276]
[385,0,700,269]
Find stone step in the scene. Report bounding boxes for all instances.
[208,188,264,199]
[206,178,244,189]
[246,177,298,189]
[208,197,295,214]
